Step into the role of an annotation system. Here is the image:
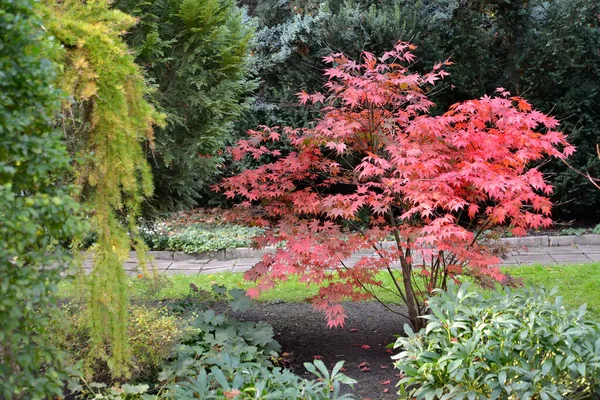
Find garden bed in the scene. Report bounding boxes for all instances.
[230,301,405,400]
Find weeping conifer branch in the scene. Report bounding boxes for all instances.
[36,0,165,377]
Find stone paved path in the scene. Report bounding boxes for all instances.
[90,244,600,276]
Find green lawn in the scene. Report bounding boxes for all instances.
[59,263,600,321]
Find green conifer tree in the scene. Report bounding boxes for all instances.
[115,0,255,212]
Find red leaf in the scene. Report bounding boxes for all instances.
[361,344,371,350]
[349,328,360,332]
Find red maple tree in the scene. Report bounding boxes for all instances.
[217,41,574,329]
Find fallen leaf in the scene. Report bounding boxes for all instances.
[224,389,241,399]
[380,380,391,385]
[383,388,389,393]
[361,344,371,350]
[358,361,369,368]
[380,365,388,370]
[349,328,360,332]
[384,349,393,354]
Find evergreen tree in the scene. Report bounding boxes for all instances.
[239,0,600,218]
[0,0,81,396]
[115,0,255,213]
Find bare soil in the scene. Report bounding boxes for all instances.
[230,301,409,400]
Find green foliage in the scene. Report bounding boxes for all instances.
[159,285,355,399]
[67,285,356,399]
[161,359,356,400]
[0,0,82,396]
[244,0,417,129]
[393,284,600,399]
[416,0,600,219]
[558,227,588,236]
[114,0,255,213]
[141,223,263,253]
[37,0,165,377]
[50,303,182,384]
[235,0,600,218]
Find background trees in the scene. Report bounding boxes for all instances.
[228,0,600,220]
[115,0,254,213]
[0,0,81,396]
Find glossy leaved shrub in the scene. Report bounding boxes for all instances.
[393,284,600,400]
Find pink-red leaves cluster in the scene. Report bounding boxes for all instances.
[217,41,574,329]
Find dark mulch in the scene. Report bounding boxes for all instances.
[230,301,409,400]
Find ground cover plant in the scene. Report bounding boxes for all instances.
[393,284,600,399]
[218,41,575,329]
[140,222,262,254]
[54,285,357,399]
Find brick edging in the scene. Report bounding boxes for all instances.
[146,234,600,261]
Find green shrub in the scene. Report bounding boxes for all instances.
[68,285,356,399]
[51,303,182,383]
[393,284,600,400]
[140,223,263,253]
[0,0,82,396]
[162,359,356,400]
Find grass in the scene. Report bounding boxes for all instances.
[59,263,600,321]
[506,263,600,320]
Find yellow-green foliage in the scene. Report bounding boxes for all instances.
[51,303,181,383]
[36,0,165,377]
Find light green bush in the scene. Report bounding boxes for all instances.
[393,284,600,399]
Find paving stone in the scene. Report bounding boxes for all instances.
[148,251,174,260]
[586,253,600,262]
[226,248,266,259]
[203,261,236,271]
[173,250,225,261]
[509,247,549,255]
[162,269,199,276]
[544,246,584,254]
[502,236,548,247]
[549,254,592,264]
[168,262,208,270]
[512,254,556,265]
[232,265,253,273]
[576,246,600,254]
[233,258,262,267]
[153,260,174,270]
[499,256,519,265]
